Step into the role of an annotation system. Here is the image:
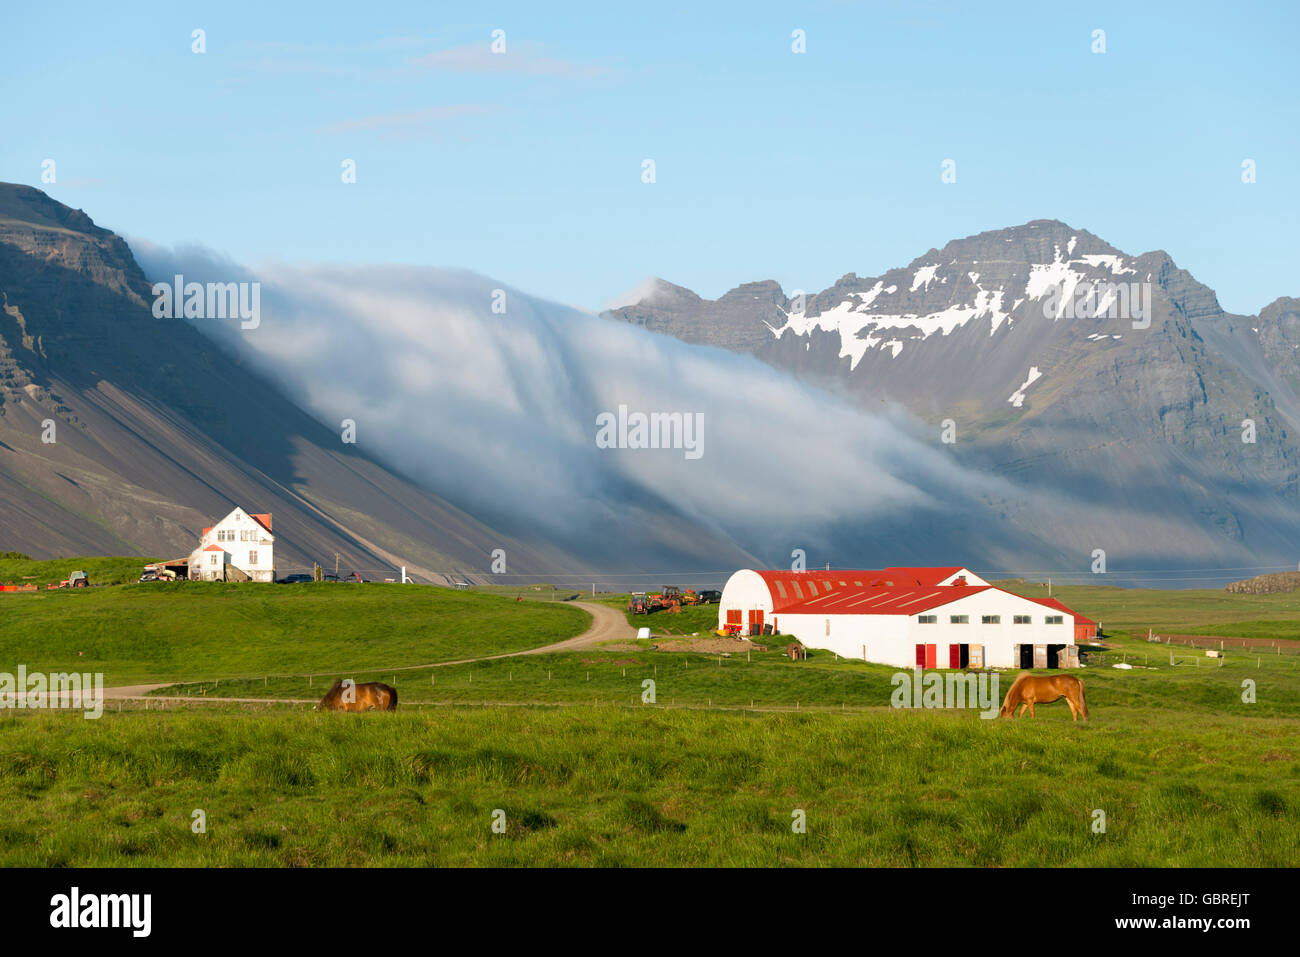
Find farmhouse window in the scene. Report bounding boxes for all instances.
[1045,615,1064,625]
[918,614,937,624]
[981,615,1000,624]
[249,551,258,564]
[1013,615,1031,625]
[950,615,969,624]
[209,555,217,565]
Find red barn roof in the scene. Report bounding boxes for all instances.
[1019,594,1094,624]
[778,585,993,616]
[754,568,975,612]
[747,570,1089,622]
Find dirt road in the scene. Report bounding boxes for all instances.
[93,600,636,703]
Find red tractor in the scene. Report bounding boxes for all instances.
[628,592,651,615]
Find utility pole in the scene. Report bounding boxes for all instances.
[335,552,339,576]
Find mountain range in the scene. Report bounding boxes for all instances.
[605,220,1300,582]
[0,183,588,581]
[4,183,1298,586]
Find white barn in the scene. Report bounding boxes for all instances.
[188,507,275,582]
[719,567,1080,669]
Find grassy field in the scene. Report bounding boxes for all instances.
[0,555,155,588]
[0,581,589,683]
[997,579,1300,642]
[2,698,1295,866]
[1,573,1299,866]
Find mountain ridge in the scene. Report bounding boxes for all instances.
[0,183,590,580]
[603,219,1300,571]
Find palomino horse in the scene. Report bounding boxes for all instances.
[999,672,1088,721]
[316,679,398,712]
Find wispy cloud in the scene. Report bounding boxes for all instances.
[316,104,498,135]
[409,42,610,78]
[130,243,1028,569]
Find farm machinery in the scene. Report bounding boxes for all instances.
[627,586,703,615]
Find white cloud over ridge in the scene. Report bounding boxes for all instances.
[131,242,1012,562]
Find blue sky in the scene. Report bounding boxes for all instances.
[5,0,1297,314]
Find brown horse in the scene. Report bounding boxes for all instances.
[317,679,398,712]
[999,672,1088,721]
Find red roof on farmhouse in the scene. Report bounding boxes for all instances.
[1022,595,1095,624]
[777,584,995,616]
[747,569,1087,620]
[202,545,224,552]
[755,568,973,613]
[250,513,272,532]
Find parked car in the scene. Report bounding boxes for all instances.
[698,589,722,604]
[276,573,314,584]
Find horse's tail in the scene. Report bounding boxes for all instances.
[387,686,398,711]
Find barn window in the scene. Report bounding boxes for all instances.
[1013,615,1031,625]
[774,581,787,600]
[981,615,1000,624]
[823,580,832,591]
[1045,615,1064,625]
[807,581,819,596]
[918,614,937,624]
[950,615,969,624]
[791,581,804,599]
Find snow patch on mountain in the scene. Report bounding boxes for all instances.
[1078,254,1135,275]
[1008,366,1043,408]
[911,264,939,291]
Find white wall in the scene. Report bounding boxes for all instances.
[717,569,776,631]
[190,507,275,582]
[776,589,1074,669]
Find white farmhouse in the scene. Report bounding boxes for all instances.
[719,567,1081,669]
[188,507,275,582]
